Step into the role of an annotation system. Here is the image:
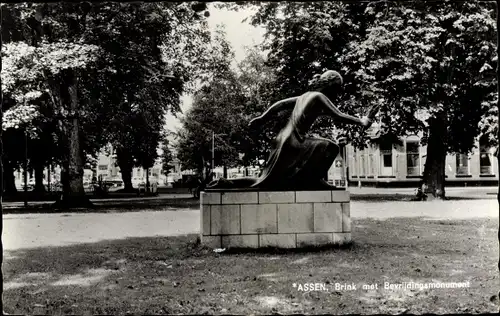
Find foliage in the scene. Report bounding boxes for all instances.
[235,45,278,164]
[161,137,175,174]
[1,2,212,194]
[79,2,211,172]
[175,27,277,171]
[227,2,374,148]
[234,1,497,154]
[223,0,497,197]
[176,26,243,171]
[1,29,100,187]
[2,40,100,135]
[341,0,497,152]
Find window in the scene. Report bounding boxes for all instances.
[456,154,469,175]
[98,165,108,171]
[479,138,493,175]
[383,153,392,167]
[406,141,420,176]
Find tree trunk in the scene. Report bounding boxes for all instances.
[3,160,17,195]
[422,116,447,199]
[55,70,93,209]
[0,90,2,204]
[200,156,206,179]
[61,160,70,195]
[116,149,134,192]
[33,162,46,193]
[223,165,228,178]
[201,156,211,181]
[120,164,134,191]
[496,1,500,296]
[146,168,150,193]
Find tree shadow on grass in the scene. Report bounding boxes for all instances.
[221,242,356,255]
[2,198,200,214]
[3,235,204,278]
[4,217,496,279]
[2,218,498,315]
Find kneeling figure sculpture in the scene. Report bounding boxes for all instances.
[208,70,377,190]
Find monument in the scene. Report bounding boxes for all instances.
[200,70,377,249]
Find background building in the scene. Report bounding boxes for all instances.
[346,126,498,187]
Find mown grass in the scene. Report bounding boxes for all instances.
[3,217,498,315]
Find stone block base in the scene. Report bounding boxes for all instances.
[200,190,351,249]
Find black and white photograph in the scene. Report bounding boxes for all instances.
[1,1,499,314]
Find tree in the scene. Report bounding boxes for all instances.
[2,37,101,207]
[176,26,249,176]
[1,2,212,203]
[227,1,375,146]
[342,0,497,198]
[161,137,175,175]
[79,2,211,191]
[2,3,112,207]
[234,0,497,199]
[177,82,247,176]
[496,1,500,290]
[235,45,277,165]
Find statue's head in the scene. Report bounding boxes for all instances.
[308,70,343,94]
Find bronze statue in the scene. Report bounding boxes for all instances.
[208,70,377,190]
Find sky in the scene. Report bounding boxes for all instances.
[164,5,266,135]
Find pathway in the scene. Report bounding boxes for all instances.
[3,199,497,251]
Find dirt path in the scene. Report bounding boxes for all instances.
[351,199,498,219]
[2,210,199,251]
[3,199,497,251]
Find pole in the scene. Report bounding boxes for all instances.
[212,130,215,175]
[343,145,348,189]
[23,130,28,207]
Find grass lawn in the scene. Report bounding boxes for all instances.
[3,217,498,315]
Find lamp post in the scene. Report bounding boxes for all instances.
[343,145,348,189]
[24,129,28,207]
[212,130,214,173]
[211,132,227,179]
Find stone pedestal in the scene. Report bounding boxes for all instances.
[200,190,351,249]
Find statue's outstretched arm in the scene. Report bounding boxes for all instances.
[250,97,298,126]
[317,93,374,127]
